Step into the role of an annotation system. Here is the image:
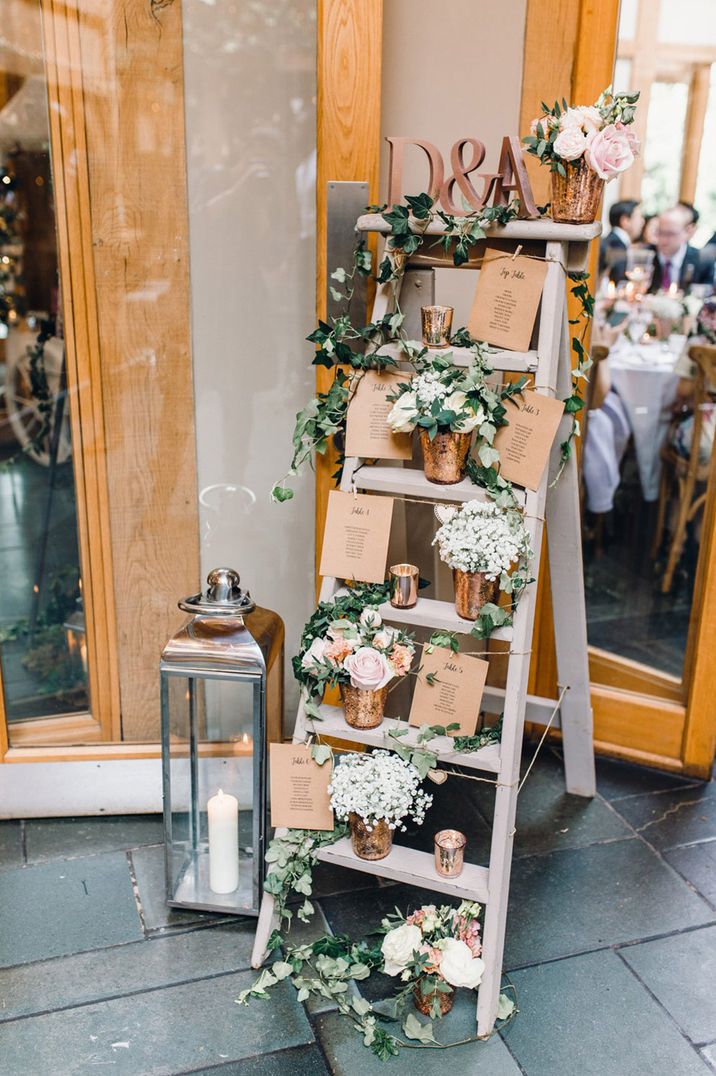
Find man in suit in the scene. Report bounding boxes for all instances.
[649,207,714,293]
[599,199,644,282]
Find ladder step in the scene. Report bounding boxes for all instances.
[354,466,527,506]
[356,212,601,243]
[379,597,512,641]
[376,341,538,374]
[317,837,490,903]
[317,704,502,774]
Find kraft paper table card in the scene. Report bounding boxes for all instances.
[467,247,548,352]
[493,389,565,491]
[270,743,334,831]
[319,490,394,584]
[345,370,413,460]
[409,645,489,737]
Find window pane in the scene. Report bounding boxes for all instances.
[0,17,88,722]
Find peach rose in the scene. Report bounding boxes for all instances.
[584,123,634,181]
[389,643,413,676]
[323,638,354,665]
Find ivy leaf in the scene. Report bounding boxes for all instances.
[271,485,294,503]
[272,961,293,981]
[497,993,516,1020]
[331,267,347,283]
[311,744,332,766]
[402,1013,438,1044]
[563,394,585,414]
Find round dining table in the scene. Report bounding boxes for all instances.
[608,334,685,501]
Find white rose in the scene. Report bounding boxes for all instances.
[559,106,586,130]
[577,105,602,133]
[421,905,439,933]
[387,391,418,433]
[439,938,485,990]
[301,636,328,670]
[381,924,423,976]
[553,126,588,161]
[360,608,382,629]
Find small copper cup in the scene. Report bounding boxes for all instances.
[434,829,467,877]
[421,305,454,348]
[389,563,419,608]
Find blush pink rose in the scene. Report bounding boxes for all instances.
[553,126,588,161]
[389,643,413,676]
[615,120,640,158]
[584,123,634,180]
[343,646,394,690]
[323,638,354,665]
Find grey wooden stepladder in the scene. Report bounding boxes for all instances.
[252,213,598,1038]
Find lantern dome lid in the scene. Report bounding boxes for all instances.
[179,568,256,616]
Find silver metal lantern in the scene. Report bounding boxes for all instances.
[160,567,268,915]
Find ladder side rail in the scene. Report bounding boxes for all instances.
[476,239,567,1035]
[544,314,596,796]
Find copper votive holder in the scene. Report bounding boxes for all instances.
[434,829,467,877]
[389,563,419,608]
[421,305,454,348]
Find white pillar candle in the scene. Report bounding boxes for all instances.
[207,788,239,894]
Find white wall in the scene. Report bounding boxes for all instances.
[182,1,317,723]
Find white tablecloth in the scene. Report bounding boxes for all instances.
[609,337,683,501]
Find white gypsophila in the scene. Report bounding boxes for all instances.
[327,750,433,831]
[649,295,683,321]
[433,500,531,579]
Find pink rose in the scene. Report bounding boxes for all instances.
[615,120,640,158]
[584,123,634,181]
[389,643,413,676]
[323,638,354,665]
[343,646,394,690]
[553,126,588,162]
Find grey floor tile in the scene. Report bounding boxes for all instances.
[702,1042,716,1070]
[130,844,229,931]
[619,924,716,1044]
[0,821,23,870]
[472,750,632,857]
[315,989,521,1074]
[280,903,338,1016]
[0,969,313,1076]
[610,783,716,850]
[25,815,165,863]
[506,948,711,1076]
[0,853,142,967]
[396,778,493,864]
[594,755,703,801]
[503,838,714,969]
[665,841,716,907]
[187,1044,330,1074]
[0,922,256,1021]
[311,860,380,899]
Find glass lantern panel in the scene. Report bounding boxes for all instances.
[163,672,261,914]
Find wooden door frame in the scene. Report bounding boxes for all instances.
[1,0,200,763]
[522,0,715,777]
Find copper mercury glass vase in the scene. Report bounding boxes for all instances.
[413,978,455,1016]
[419,429,472,484]
[348,813,393,860]
[550,158,604,225]
[453,569,500,620]
[341,684,388,729]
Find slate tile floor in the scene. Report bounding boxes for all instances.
[1,750,714,1075]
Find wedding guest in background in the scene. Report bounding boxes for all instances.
[640,214,660,247]
[677,201,700,244]
[599,199,644,281]
[649,207,714,293]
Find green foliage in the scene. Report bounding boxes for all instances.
[263,825,348,935]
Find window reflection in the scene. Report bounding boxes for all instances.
[0,34,88,721]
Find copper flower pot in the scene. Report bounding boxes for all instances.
[550,159,604,225]
[654,317,673,341]
[453,569,499,621]
[348,813,393,860]
[419,430,472,484]
[341,684,388,729]
[413,978,455,1016]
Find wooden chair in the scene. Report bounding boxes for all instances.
[652,344,716,593]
